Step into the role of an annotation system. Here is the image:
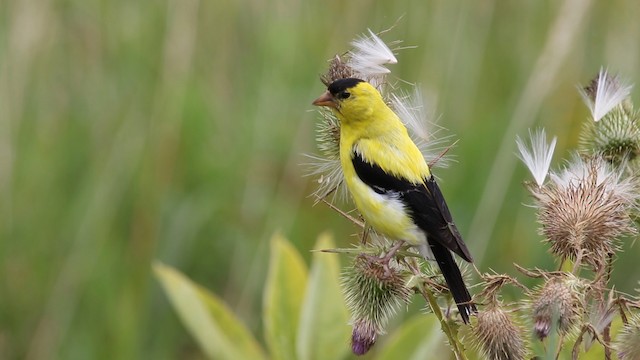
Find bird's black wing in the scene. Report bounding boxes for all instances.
[351,151,473,262]
[352,151,476,323]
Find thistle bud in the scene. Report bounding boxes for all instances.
[614,313,640,360]
[531,276,583,340]
[351,318,377,356]
[342,254,412,355]
[578,69,639,166]
[472,304,527,360]
[579,107,640,166]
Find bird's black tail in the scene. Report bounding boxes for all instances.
[428,240,476,324]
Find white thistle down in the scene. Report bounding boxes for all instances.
[516,128,557,186]
[348,29,397,79]
[304,154,345,202]
[391,86,453,168]
[579,68,633,122]
[391,86,430,140]
[549,154,637,203]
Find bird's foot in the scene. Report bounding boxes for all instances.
[365,241,405,277]
[379,241,404,263]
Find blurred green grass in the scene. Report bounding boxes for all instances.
[1,0,640,358]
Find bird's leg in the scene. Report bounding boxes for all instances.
[379,241,404,263]
[360,241,405,277]
[378,241,405,276]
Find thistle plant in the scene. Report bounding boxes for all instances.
[514,68,640,358]
[309,29,640,359]
[343,255,412,355]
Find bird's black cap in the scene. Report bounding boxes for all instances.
[327,78,364,95]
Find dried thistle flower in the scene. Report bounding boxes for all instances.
[532,155,637,271]
[516,128,557,187]
[472,303,527,360]
[614,313,640,360]
[315,108,341,160]
[578,68,633,122]
[305,109,345,200]
[342,254,412,355]
[531,275,583,340]
[321,55,355,86]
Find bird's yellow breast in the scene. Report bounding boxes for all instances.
[339,127,430,245]
[331,80,432,245]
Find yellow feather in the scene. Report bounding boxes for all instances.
[333,81,431,244]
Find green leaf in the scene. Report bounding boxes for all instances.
[153,262,266,360]
[376,315,447,360]
[296,233,350,360]
[263,233,309,360]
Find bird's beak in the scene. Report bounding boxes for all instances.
[312,91,336,108]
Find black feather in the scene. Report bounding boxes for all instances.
[351,151,472,261]
[352,151,476,322]
[429,240,477,324]
[327,78,364,95]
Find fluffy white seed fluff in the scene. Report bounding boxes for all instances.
[348,29,397,78]
[516,128,557,186]
[549,154,636,203]
[578,68,633,122]
[391,86,454,168]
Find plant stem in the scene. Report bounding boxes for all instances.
[417,281,468,360]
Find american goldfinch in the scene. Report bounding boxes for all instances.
[313,78,476,323]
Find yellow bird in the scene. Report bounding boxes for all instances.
[313,78,476,323]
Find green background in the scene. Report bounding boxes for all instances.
[1,0,639,358]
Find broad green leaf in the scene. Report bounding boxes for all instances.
[296,233,350,360]
[377,315,448,360]
[263,233,309,360]
[153,262,266,360]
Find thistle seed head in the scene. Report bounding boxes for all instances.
[472,304,527,360]
[342,255,412,355]
[321,55,355,86]
[531,275,583,340]
[533,155,637,270]
[315,111,341,160]
[304,109,345,201]
[614,313,640,360]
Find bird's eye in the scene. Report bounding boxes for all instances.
[338,91,351,99]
